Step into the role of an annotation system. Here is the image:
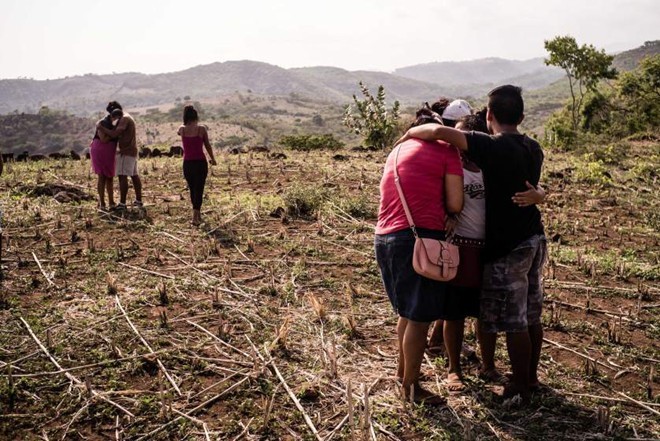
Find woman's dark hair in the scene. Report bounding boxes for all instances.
[409,102,444,129]
[106,101,122,113]
[487,85,523,125]
[430,97,450,115]
[100,115,114,130]
[183,105,198,125]
[111,108,123,119]
[457,113,488,133]
[430,97,459,127]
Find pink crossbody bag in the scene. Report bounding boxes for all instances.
[393,145,460,281]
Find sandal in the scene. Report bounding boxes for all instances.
[426,345,445,357]
[501,383,531,405]
[478,369,508,384]
[446,372,466,394]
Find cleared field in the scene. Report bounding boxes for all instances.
[0,142,658,440]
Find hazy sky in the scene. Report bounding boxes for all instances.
[1,0,658,80]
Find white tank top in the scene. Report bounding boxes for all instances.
[454,168,486,240]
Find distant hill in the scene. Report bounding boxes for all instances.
[0,61,456,115]
[612,40,660,71]
[393,57,564,91]
[0,41,656,117]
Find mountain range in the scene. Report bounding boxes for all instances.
[0,41,657,115]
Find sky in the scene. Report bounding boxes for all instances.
[1,0,658,80]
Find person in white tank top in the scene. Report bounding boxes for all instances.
[428,111,546,392]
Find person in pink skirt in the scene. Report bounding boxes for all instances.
[90,109,120,210]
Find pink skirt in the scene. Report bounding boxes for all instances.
[90,139,117,177]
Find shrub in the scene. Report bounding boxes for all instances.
[283,185,328,219]
[217,135,250,148]
[574,155,612,186]
[278,134,344,152]
[336,193,376,219]
[343,82,400,150]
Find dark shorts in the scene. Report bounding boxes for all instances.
[438,285,480,321]
[480,234,547,333]
[375,228,448,323]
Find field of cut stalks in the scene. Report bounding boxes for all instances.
[0,141,658,440]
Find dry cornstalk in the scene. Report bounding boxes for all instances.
[32,251,56,287]
[308,294,326,321]
[613,390,660,417]
[115,296,181,396]
[269,360,323,441]
[543,337,616,372]
[186,320,252,359]
[18,317,134,418]
[117,262,175,279]
[347,379,355,441]
[135,377,250,441]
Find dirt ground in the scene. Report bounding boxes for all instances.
[0,144,658,440]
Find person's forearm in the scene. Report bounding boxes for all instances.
[97,125,122,138]
[205,145,215,161]
[406,124,468,151]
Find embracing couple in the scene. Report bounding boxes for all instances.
[90,101,143,211]
[375,85,547,405]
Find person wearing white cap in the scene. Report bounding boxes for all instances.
[426,98,474,357]
[441,99,473,126]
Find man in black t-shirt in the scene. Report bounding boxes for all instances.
[397,85,547,403]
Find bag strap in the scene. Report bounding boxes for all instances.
[393,145,419,238]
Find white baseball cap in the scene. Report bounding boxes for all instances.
[442,99,473,121]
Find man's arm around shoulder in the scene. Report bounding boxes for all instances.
[395,124,468,151]
[97,117,128,137]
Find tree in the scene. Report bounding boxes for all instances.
[617,55,660,133]
[544,36,617,132]
[343,82,400,150]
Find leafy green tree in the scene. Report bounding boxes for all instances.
[343,82,400,150]
[617,55,660,133]
[544,36,617,133]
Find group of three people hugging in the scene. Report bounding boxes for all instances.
[375,85,547,405]
[90,102,216,225]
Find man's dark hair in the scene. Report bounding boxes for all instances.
[106,101,123,113]
[487,85,523,125]
[183,105,199,125]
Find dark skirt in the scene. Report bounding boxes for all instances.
[375,228,448,322]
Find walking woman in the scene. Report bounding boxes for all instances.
[375,106,464,405]
[177,105,217,225]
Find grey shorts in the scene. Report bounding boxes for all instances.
[116,154,138,177]
[480,234,547,333]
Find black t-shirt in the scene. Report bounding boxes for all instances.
[464,131,545,261]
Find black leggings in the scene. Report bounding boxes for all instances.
[183,160,208,210]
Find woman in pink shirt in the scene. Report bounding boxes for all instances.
[375,106,464,405]
[177,105,217,226]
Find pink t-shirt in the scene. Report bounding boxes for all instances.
[375,139,463,235]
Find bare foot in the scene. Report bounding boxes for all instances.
[446,372,466,393]
[403,384,446,406]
